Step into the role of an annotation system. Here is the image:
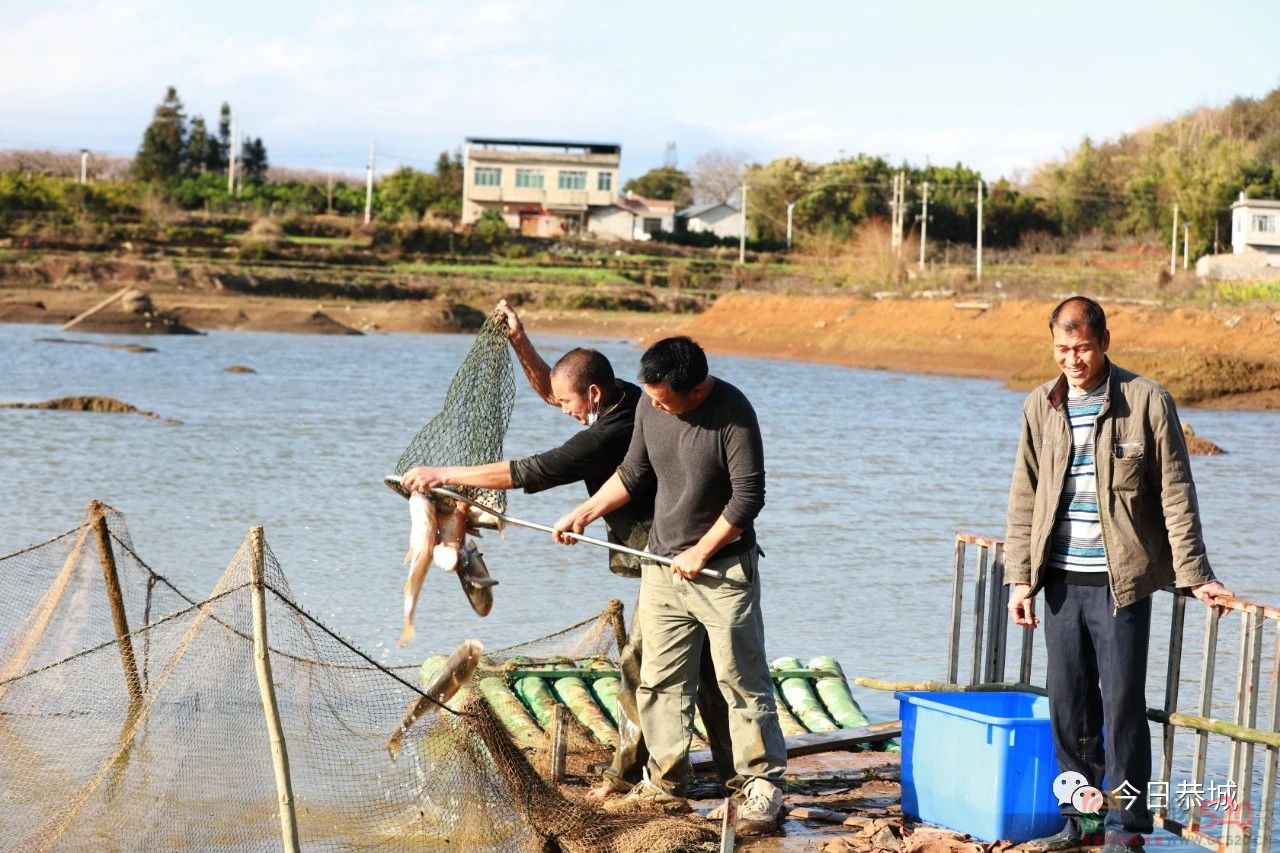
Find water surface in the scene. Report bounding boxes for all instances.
[2,322,1276,847]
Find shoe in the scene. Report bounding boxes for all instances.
[736,778,786,837]
[1101,829,1145,851]
[1018,819,1081,851]
[600,778,690,815]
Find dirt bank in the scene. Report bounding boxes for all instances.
[4,281,1278,409]
[668,293,1280,409]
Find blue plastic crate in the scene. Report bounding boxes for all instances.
[896,690,1061,842]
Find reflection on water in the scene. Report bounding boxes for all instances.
[1,322,1277,847]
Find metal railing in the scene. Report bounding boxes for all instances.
[947,531,1278,853]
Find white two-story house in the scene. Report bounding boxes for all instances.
[462,137,621,237]
[1231,195,1280,263]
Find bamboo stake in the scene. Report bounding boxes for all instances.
[249,526,299,853]
[0,516,91,692]
[550,704,570,783]
[61,286,131,331]
[606,598,628,656]
[89,500,143,713]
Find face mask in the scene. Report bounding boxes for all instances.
[586,392,600,427]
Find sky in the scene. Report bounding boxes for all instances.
[2,0,1279,183]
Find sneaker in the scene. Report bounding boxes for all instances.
[1017,819,1082,851]
[736,778,785,837]
[600,778,690,815]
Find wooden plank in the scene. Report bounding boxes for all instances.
[689,720,901,770]
[62,287,130,331]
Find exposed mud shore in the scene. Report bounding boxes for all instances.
[668,293,1280,410]
[3,283,1278,410]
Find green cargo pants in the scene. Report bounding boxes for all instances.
[604,601,736,792]
[635,548,787,796]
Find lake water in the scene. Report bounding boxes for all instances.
[2,321,1277,847]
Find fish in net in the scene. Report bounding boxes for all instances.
[388,315,516,640]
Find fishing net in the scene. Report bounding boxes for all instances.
[0,504,718,853]
[390,314,516,519]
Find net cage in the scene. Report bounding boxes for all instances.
[391,313,516,519]
[0,502,718,853]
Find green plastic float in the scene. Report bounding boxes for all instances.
[809,656,872,729]
[551,664,619,748]
[773,656,840,733]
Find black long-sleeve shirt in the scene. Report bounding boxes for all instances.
[510,379,654,576]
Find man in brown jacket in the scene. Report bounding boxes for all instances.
[1005,296,1231,853]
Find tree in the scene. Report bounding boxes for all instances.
[185,116,210,175]
[379,166,438,221]
[1030,137,1119,235]
[797,154,894,233]
[911,162,983,245]
[691,149,749,206]
[132,86,187,181]
[623,166,693,206]
[431,149,464,221]
[210,102,232,172]
[241,136,269,183]
[742,157,817,242]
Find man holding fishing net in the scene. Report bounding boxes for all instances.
[400,300,733,803]
[552,335,789,837]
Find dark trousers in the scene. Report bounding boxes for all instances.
[1043,576,1154,834]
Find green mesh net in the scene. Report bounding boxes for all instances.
[391,314,516,519]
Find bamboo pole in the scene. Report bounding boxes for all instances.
[89,500,143,712]
[550,704,569,783]
[607,598,628,655]
[249,526,299,853]
[0,517,91,692]
[854,676,1046,695]
[61,286,131,331]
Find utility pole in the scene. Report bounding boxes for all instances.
[889,173,898,254]
[1183,222,1191,270]
[894,171,908,257]
[786,200,796,251]
[227,113,238,195]
[364,141,376,226]
[1170,203,1179,276]
[79,149,88,185]
[919,181,929,270]
[739,183,748,265]
[976,178,984,283]
[326,172,334,215]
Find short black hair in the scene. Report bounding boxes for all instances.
[638,336,708,394]
[550,348,614,394]
[1049,296,1107,339]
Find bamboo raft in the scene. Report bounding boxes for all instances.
[420,652,901,768]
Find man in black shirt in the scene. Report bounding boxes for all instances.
[401,301,731,800]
